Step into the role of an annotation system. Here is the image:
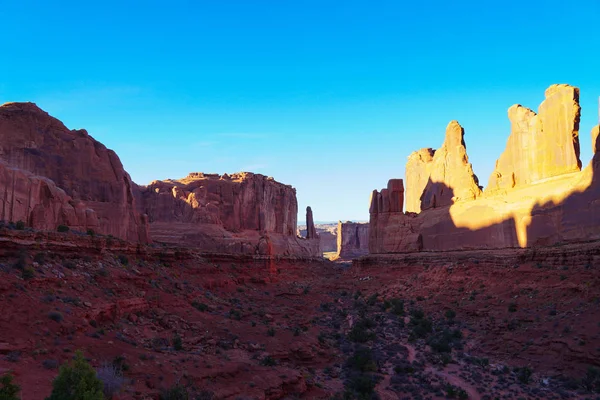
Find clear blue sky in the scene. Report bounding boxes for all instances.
[1,1,599,222]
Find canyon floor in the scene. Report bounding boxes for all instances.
[1,229,599,399]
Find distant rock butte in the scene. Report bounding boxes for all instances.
[336,221,369,259]
[0,102,149,242]
[370,84,600,254]
[137,172,320,256]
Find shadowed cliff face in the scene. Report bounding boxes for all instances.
[370,84,600,254]
[0,102,149,242]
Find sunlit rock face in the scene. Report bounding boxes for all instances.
[488,84,581,192]
[419,121,482,211]
[370,84,600,254]
[405,148,434,213]
[136,172,321,257]
[0,102,149,242]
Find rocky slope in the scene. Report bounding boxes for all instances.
[370,84,600,254]
[0,227,599,399]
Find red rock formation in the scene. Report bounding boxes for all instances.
[0,102,149,242]
[420,121,482,210]
[487,84,581,192]
[405,148,435,213]
[137,172,320,256]
[336,221,369,259]
[0,159,99,231]
[369,85,600,254]
[305,206,318,239]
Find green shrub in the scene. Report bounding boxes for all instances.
[191,301,208,312]
[389,298,405,316]
[347,318,376,343]
[117,255,128,265]
[57,225,70,233]
[347,347,377,372]
[45,350,104,400]
[0,373,20,400]
[22,267,35,280]
[445,309,457,320]
[172,335,183,351]
[260,356,276,366]
[86,229,95,236]
[15,221,25,230]
[48,311,63,323]
[514,366,532,384]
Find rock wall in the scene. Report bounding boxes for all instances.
[370,84,600,254]
[137,172,321,256]
[0,102,149,242]
[487,84,581,192]
[0,159,99,231]
[336,221,369,259]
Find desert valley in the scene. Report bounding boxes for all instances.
[0,83,599,400]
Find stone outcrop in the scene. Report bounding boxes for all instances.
[0,102,149,242]
[370,85,600,254]
[420,121,482,210]
[336,221,369,259]
[137,172,320,256]
[305,206,318,239]
[405,148,435,213]
[488,84,581,192]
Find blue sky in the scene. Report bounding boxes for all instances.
[1,1,599,222]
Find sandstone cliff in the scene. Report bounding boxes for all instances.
[405,148,435,213]
[0,102,149,242]
[336,221,369,259]
[487,84,581,192]
[370,84,600,254]
[137,172,320,256]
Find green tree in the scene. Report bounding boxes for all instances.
[0,373,20,400]
[46,350,104,400]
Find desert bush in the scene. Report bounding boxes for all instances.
[160,383,188,400]
[57,225,70,233]
[117,255,128,265]
[347,318,376,343]
[15,220,25,230]
[173,335,183,351]
[48,311,63,322]
[0,373,20,400]
[46,350,104,400]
